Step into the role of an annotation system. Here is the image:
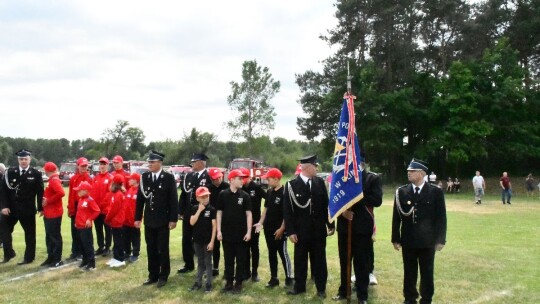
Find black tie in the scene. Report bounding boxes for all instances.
[415,187,420,195]
[153,174,156,183]
[307,179,312,190]
[21,169,26,175]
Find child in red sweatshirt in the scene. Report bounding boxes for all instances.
[41,162,66,268]
[123,173,141,263]
[74,181,100,271]
[105,174,126,267]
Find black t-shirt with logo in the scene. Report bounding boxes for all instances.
[191,204,216,244]
[217,188,252,242]
[263,186,285,233]
[242,181,266,223]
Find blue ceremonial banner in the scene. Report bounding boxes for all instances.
[328,95,363,222]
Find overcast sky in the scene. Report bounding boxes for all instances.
[0,0,337,143]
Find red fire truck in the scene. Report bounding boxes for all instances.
[227,158,269,188]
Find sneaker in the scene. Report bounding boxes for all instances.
[507,201,511,205]
[205,284,212,293]
[49,261,64,268]
[369,273,378,285]
[82,265,96,271]
[189,282,202,291]
[106,258,118,266]
[110,260,126,268]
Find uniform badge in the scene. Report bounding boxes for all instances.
[238,197,243,205]
[200,179,207,186]
[406,200,411,205]
[204,210,210,217]
[250,190,255,197]
[82,202,88,207]
[105,179,109,184]
[159,185,162,188]
[274,197,281,204]
[12,179,16,182]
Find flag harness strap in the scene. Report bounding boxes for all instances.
[394,188,414,218]
[287,181,312,214]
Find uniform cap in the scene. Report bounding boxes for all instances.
[112,174,125,184]
[15,149,32,158]
[298,155,319,166]
[196,186,211,197]
[191,153,209,162]
[112,155,124,163]
[262,168,282,179]
[208,167,223,180]
[228,169,248,181]
[74,181,92,192]
[407,158,429,173]
[43,162,58,172]
[129,173,141,182]
[99,157,110,164]
[77,157,89,166]
[147,150,165,162]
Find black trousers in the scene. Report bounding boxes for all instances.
[181,219,194,269]
[245,230,260,277]
[111,227,124,261]
[264,230,292,279]
[222,240,247,282]
[0,214,36,261]
[294,237,327,292]
[70,216,82,257]
[123,226,141,257]
[78,228,95,267]
[212,239,221,270]
[402,247,436,304]
[145,225,171,281]
[337,232,372,301]
[94,214,112,250]
[44,216,63,262]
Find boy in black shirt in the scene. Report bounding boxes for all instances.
[189,186,216,292]
[216,169,252,293]
[254,168,293,288]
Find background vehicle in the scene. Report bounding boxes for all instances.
[59,162,77,186]
[227,158,269,188]
[168,165,192,188]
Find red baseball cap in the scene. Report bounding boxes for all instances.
[112,155,123,163]
[74,181,92,192]
[112,174,125,184]
[196,186,211,197]
[77,157,89,166]
[208,167,223,180]
[129,173,141,182]
[262,168,282,179]
[228,169,248,181]
[43,162,58,172]
[99,157,110,164]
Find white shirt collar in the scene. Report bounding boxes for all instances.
[299,173,310,184]
[19,166,29,173]
[413,181,426,193]
[153,170,162,178]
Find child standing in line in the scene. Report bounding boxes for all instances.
[41,162,66,268]
[105,174,126,268]
[189,186,216,293]
[123,173,141,263]
[74,181,100,271]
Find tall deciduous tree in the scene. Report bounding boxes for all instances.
[101,120,146,158]
[227,60,280,154]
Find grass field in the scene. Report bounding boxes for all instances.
[1,188,539,304]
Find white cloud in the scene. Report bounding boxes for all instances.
[0,0,337,143]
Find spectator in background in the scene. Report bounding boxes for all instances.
[472,171,486,205]
[446,177,454,194]
[525,174,535,197]
[500,172,512,205]
[453,178,461,193]
[428,172,437,184]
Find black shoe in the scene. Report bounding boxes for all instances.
[266,278,279,288]
[177,267,194,274]
[82,264,96,271]
[317,291,327,299]
[102,249,111,257]
[212,269,219,277]
[285,277,294,287]
[143,278,158,285]
[78,262,88,268]
[17,259,33,265]
[233,282,243,293]
[332,294,346,301]
[40,258,52,267]
[403,301,417,304]
[49,261,64,268]
[189,282,202,291]
[94,248,104,255]
[287,289,305,295]
[251,274,260,282]
[507,201,511,205]
[222,281,234,292]
[2,251,16,263]
[478,200,482,204]
[156,280,167,288]
[359,301,367,304]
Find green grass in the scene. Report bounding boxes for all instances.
[1,189,539,303]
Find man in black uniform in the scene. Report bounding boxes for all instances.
[135,151,179,288]
[178,153,210,274]
[240,167,266,282]
[284,155,335,299]
[392,158,447,304]
[207,167,229,276]
[0,149,44,264]
[333,156,383,304]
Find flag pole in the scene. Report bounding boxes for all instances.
[346,61,353,304]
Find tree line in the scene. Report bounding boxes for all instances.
[296,0,540,180]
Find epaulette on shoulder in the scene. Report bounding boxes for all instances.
[398,184,408,189]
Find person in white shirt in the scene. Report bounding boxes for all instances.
[472,171,486,204]
[428,172,437,184]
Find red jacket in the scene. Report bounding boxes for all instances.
[75,195,100,229]
[43,174,65,219]
[113,169,130,188]
[92,172,112,214]
[124,185,138,227]
[68,172,93,217]
[105,191,125,228]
